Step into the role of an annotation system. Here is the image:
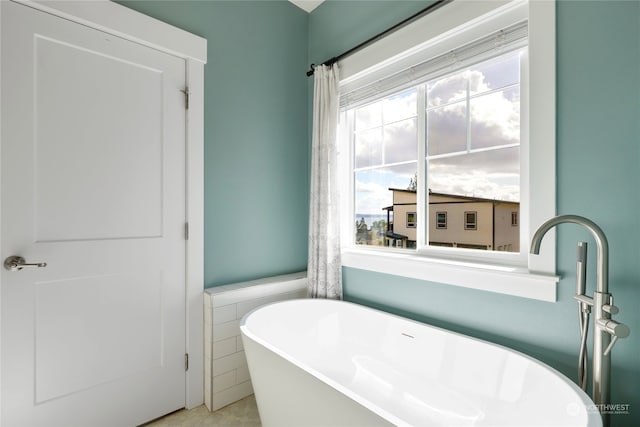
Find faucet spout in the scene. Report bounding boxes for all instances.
[530,214,609,294]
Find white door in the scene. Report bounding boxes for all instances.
[1,2,187,425]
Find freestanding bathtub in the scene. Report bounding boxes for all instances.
[240,299,601,427]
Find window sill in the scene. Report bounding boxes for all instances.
[341,247,559,302]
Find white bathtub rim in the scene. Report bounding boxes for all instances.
[240,299,601,427]
[240,299,408,426]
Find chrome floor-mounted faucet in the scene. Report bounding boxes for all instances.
[530,215,629,427]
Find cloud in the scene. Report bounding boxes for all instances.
[470,88,520,148]
[355,164,416,214]
[355,89,418,168]
[384,119,417,163]
[355,182,392,215]
[429,148,520,201]
[428,170,520,202]
[425,64,521,202]
[352,54,522,211]
[428,71,520,154]
[355,129,382,168]
[383,89,417,123]
[355,180,386,194]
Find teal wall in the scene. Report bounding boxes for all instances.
[310,1,640,425]
[118,1,310,286]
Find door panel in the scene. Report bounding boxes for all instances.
[1,1,187,425]
[34,271,163,403]
[34,35,164,242]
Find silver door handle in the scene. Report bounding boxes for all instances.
[4,256,47,271]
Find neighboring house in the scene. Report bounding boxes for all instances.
[383,189,520,251]
[382,188,418,248]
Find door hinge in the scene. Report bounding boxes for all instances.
[185,222,189,240]
[185,353,189,371]
[181,87,190,110]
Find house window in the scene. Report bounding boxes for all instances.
[338,0,557,301]
[345,48,521,252]
[407,212,416,228]
[464,211,477,230]
[436,212,447,229]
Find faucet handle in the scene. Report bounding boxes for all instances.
[599,319,630,338]
[602,295,620,315]
[599,319,630,356]
[604,336,619,356]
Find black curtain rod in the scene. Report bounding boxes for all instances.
[306,0,452,77]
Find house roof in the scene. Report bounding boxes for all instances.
[388,188,519,205]
[385,231,408,240]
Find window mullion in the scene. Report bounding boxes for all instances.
[417,84,427,249]
[466,79,471,153]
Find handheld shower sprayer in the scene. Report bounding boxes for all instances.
[576,241,590,391]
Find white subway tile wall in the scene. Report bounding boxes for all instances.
[203,272,307,411]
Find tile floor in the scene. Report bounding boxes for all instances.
[144,395,261,427]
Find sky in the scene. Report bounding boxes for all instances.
[350,51,521,217]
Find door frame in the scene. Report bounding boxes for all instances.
[0,0,207,414]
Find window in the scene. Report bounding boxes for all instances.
[345,49,521,253]
[407,212,416,228]
[338,0,558,302]
[436,212,447,229]
[464,212,477,230]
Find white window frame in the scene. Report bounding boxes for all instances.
[338,0,558,302]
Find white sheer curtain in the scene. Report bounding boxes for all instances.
[307,64,342,299]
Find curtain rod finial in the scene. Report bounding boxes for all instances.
[306,63,316,77]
